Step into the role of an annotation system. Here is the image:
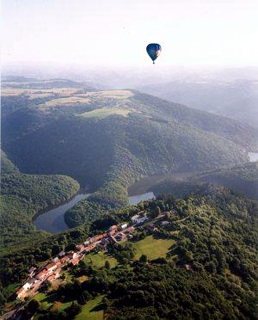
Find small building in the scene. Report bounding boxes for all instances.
[28,278,39,286]
[28,267,36,277]
[53,257,59,263]
[60,255,70,264]
[135,216,148,225]
[58,251,65,257]
[85,243,96,252]
[70,258,79,266]
[67,252,78,260]
[22,282,31,291]
[123,226,135,233]
[36,270,49,280]
[92,233,106,242]
[45,262,57,273]
[76,244,85,252]
[161,221,170,226]
[131,214,140,222]
[16,287,26,300]
[120,223,128,230]
[47,270,60,282]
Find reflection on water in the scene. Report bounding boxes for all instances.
[128,192,155,206]
[34,191,156,234]
[33,193,90,234]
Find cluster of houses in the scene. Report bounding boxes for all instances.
[15,221,137,301]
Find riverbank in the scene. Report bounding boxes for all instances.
[33,193,91,233]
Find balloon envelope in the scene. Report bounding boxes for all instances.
[146,43,162,64]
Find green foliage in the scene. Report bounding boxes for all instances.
[2,84,254,231]
[64,200,109,228]
[1,187,257,319]
[0,152,80,253]
[195,161,258,200]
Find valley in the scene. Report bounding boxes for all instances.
[1,77,258,320]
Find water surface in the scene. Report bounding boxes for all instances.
[33,193,90,233]
[128,192,155,206]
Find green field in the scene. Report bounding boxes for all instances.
[75,295,104,320]
[80,107,131,119]
[83,251,118,269]
[34,292,72,312]
[41,96,90,107]
[133,235,175,260]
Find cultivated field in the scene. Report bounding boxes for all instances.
[133,235,174,260]
[80,107,131,119]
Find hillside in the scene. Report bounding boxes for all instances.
[146,162,258,201]
[193,162,258,201]
[0,187,257,319]
[138,79,258,128]
[0,151,80,253]
[2,79,257,221]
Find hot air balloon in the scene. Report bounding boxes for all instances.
[146,43,162,64]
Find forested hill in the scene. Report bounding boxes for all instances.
[2,79,257,214]
[0,151,80,253]
[0,186,257,319]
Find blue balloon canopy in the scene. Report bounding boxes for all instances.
[146,43,162,64]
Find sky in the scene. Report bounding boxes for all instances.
[2,0,258,67]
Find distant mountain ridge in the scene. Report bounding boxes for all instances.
[138,79,258,128]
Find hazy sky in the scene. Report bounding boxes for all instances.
[2,0,258,67]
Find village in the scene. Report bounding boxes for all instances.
[15,212,151,301]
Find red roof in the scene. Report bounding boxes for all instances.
[45,262,57,270]
[36,270,48,279]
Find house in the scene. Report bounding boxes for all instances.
[36,270,49,280]
[22,282,31,291]
[84,240,90,246]
[67,252,78,260]
[16,287,26,300]
[53,257,59,263]
[135,216,148,225]
[58,251,65,257]
[45,262,57,273]
[28,267,36,277]
[123,226,135,233]
[47,270,60,282]
[76,244,85,252]
[85,243,96,252]
[60,255,70,264]
[70,258,79,266]
[131,214,140,222]
[28,278,39,286]
[92,233,106,242]
[161,221,170,226]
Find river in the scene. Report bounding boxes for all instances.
[33,194,90,234]
[33,192,155,234]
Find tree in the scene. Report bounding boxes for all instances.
[139,254,148,263]
[105,260,111,269]
[27,299,40,314]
